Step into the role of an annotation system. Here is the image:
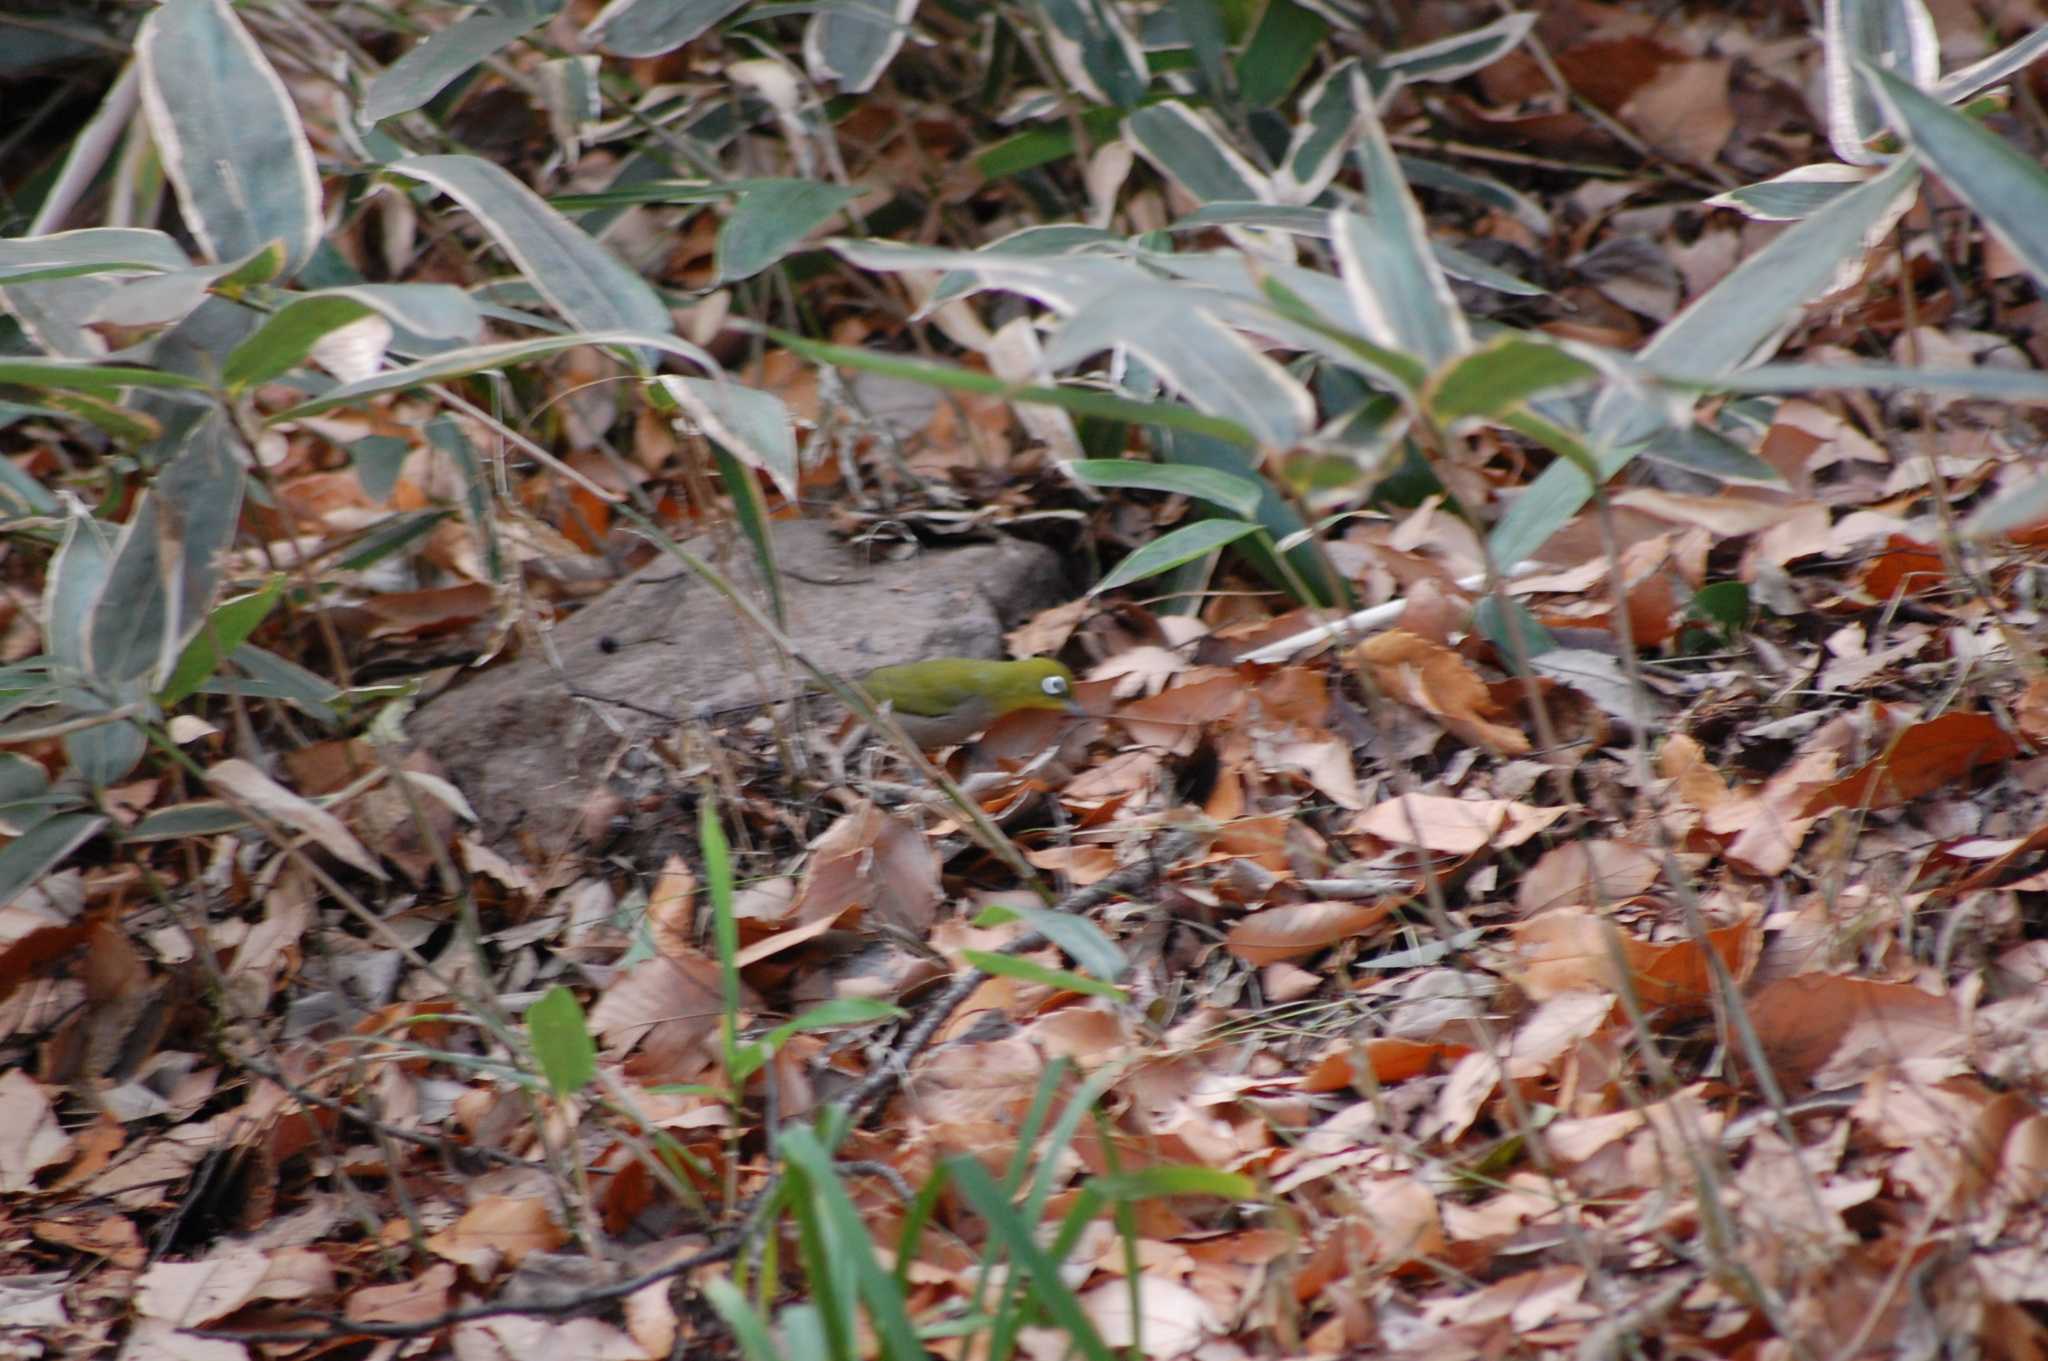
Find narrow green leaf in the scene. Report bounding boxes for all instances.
[1492,155,1921,568]
[761,997,905,1050]
[223,296,373,391]
[778,1128,924,1361]
[585,0,748,57]
[124,801,254,841]
[1090,519,1260,595]
[0,358,208,398]
[158,575,285,707]
[1124,101,1270,203]
[1427,336,1598,424]
[1068,458,1262,519]
[1236,0,1324,108]
[269,330,715,420]
[1862,61,2048,285]
[702,795,742,1080]
[702,1278,785,1361]
[947,1157,1114,1361]
[761,328,1257,446]
[0,227,190,285]
[962,949,1125,1001]
[389,155,673,340]
[805,0,913,94]
[663,375,799,502]
[365,2,555,122]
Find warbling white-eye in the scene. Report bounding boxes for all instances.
[856,657,1080,748]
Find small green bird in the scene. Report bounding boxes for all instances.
[856,657,1081,748]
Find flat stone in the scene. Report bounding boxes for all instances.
[410,520,1068,851]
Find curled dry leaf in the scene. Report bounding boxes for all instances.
[0,1068,72,1194]
[203,757,384,879]
[1079,1275,1222,1358]
[1355,629,1531,756]
[1024,842,1119,884]
[589,948,733,1067]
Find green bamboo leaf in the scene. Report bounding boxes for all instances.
[715,180,861,284]
[1068,458,1262,519]
[137,0,322,276]
[969,901,1127,982]
[962,949,1125,1001]
[1090,519,1260,596]
[158,575,285,707]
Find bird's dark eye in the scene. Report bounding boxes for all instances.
[1042,675,1070,697]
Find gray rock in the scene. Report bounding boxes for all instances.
[410,520,1068,850]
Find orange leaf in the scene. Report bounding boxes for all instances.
[1355,630,1531,755]
[426,1196,566,1274]
[1300,1037,1470,1092]
[1511,909,1756,1012]
[1801,711,2017,817]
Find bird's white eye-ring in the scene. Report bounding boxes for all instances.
[1041,675,1070,697]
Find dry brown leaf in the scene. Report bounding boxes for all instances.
[1348,793,1566,854]
[1225,900,1392,965]
[1024,843,1119,884]
[2015,676,2048,747]
[347,1261,456,1325]
[1265,736,1364,809]
[1744,975,1965,1089]
[452,1314,653,1361]
[1005,596,1088,658]
[1516,840,1662,915]
[427,1195,567,1277]
[1078,1275,1222,1358]
[1854,1075,2029,1212]
[1420,1263,1589,1332]
[136,1246,333,1326]
[785,802,941,936]
[1623,56,1732,164]
[1716,750,1836,877]
[644,856,696,959]
[1114,669,1247,754]
[32,1210,143,1269]
[1355,629,1531,755]
[203,757,385,880]
[590,949,733,1068]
